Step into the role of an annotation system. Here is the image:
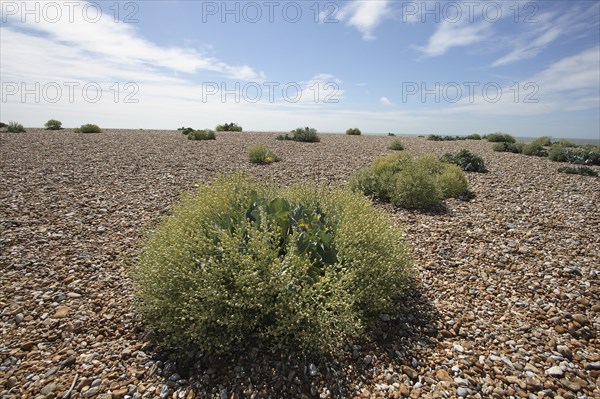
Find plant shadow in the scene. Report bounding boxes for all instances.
[139,279,441,398]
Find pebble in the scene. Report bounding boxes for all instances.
[545,366,564,377]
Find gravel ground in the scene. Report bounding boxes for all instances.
[1,130,598,399]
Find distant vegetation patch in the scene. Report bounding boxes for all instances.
[558,166,598,177]
[7,121,26,133]
[464,134,482,140]
[75,124,101,133]
[248,144,281,165]
[492,142,524,153]
[290,127,320,143]
[216,123,243,132]
[188,129,216,141]
[485,133,516,143]
[45,119,63,130]
[178,127,195,135]
[346,128,361,136]
[388,139,404,151]
[0,122,7,128]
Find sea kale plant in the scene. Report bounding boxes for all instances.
[132,175,413,354]
[440,149,487,173]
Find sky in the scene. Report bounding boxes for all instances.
[1,0,599,139]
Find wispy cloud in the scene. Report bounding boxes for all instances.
[415,20,491,57]
[491,3,600,67]
[335,0,391,40]
[379,96,392,106]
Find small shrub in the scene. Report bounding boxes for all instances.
[7,121,26,133]
[248,144,280,165]
[188,129,216,140]
[178,127,194,135]
[350,152,468,209]
[486,133,516,143]
[291,127,320,143]
[522,136,552,156]
[346,128,361,136]
[559,146,600,165]
[558,166,598,176]
[76,124,101,133]
[464,133,482,140]
[0,122,7,128]
[132,175,413,354]
[556,139,576,147]
[440,149,487,173]
[492,142,524,153]
[275,134,292,141]
[548,144,568,162]
[388,133,396,137]
[44,119,62,130]
[216,123,243,132]
[427,134,443,141]
[388,139,404,151]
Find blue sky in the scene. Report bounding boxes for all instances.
[1,0,599,139]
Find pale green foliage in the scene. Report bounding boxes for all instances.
[132,175,412,354]
[248,144,280,164]
[388,139,404,151]
[350,152,469,209]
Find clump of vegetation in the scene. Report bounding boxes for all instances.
[275,134,292,141]
[427,134,444,141]
[350,152,469,209]
[132,174,413,355]
[290,127,320,143]
[178,127,195,135]
[464,134,482,140]
[547,145,600,165]
[7,121,26,133]
[75,124,101,133]
[492,142,524,153]
[388,139,404,151]
[188,129,216,141]
[486,133,516,143]
[388,133,396,137]
[556,139,576,147]
[44,119,63,130]
[440,149,487,173]
[346,128,361,136]
[248,144,281,165]
[522,136,551,157]
[216,123,243,132]
[0,122,7,128]
[558,166,598,177]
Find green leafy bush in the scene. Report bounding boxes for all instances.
[558,166,598,177]
[556,139,576,147]
[492,142,524,153]
[275,134,292,141]
[0,122,7,128]
[188,129,216,140]
[248,144,281,165]
[440,149,487,173]
[486,133,516,143]
[216,123,243,132]
[427,134,466,141]
[388,133,396,137]
[427,134,443,141]
[350,153,468,209]
[388,139,404,151]
[178,127,194,135]
[132,175,413,354]
[548,144,568,162]
[44,119,62,130]
[291,127,320,142]
[346,128,361,136]
[7,121,26,133]
[464,134,482,140]
[522,137,550,157]
[75,124,101,133]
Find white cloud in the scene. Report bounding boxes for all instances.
[379,97,392,106]
[492,3,600,67]
[335,0,391,40]
[415,20,491,57]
